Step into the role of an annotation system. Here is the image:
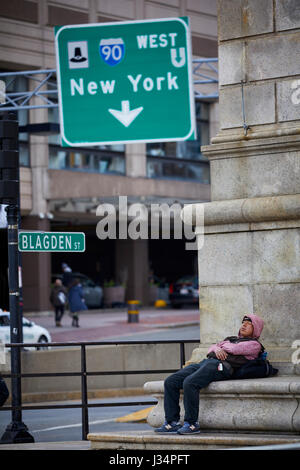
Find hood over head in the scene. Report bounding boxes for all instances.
[239,314,264,339]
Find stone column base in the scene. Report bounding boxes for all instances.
[144,376,300,433]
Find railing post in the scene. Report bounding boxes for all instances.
[180,342,185,368]
[81,345,89,440]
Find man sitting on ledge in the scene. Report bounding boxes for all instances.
[155,314,264,435]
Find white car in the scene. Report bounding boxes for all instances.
[0,310,51,350]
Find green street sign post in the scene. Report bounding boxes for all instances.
[18,232,85,252]
[54,17,196,146]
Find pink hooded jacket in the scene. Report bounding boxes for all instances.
[207,314,264,360]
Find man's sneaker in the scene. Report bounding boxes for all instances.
[177,421,201,434]
[154,421,181,433]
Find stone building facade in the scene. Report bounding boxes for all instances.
[183,0,300,370]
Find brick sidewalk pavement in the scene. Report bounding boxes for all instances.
[26,308,200,342]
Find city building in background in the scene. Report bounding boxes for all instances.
[0,0,218,311]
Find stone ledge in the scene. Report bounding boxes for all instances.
[207,126,300,147]
[144,376,300,433]
[181,194,300,226]
[144,376,300,395]
[198,219,300,234]
[87,430,300,450]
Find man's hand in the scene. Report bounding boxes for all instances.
[215,347,228,361]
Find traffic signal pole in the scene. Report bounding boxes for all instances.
[0,112,33,444]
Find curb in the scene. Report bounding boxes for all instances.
[25,308,128,317]
[24,306,173,317]
[156,321,199,329]
[115,406,155,423]
[5,387,147,405]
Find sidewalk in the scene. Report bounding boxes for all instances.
[25,307,200,343]
[0,441,91,450]
[1,433,300,451]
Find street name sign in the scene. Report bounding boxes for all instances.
[54,17,196,146]
[18,232,85,252]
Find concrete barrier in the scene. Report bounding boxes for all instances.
[1,342,198,402]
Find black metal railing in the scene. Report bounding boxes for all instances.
[0,339,199,440]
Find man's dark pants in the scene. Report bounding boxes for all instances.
[164,358,232,424]
[55,305,65,323]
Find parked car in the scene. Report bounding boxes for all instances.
[0,310,51,350]
[169,275,199,309]
[51,272,103,308]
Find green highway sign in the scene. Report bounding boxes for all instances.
[18,232,85,252]
[54,17,196,146]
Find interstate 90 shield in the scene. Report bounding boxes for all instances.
[99,38,125,66]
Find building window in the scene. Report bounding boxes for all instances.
[147,158,210,183]
[49,145,125,175]
[146,101,210,182]
[0,0,38,24]
[48,100,125,174]
[19,142,30,167]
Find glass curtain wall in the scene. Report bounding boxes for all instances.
[146,101,210,183]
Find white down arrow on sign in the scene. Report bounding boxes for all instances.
[108,100,143,127]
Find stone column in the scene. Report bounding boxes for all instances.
[22,230,51,311]
[121,143,148,304]
[125,143,147,178]
[21,216,51,312]
[208,101,219,141]
[182,0,300,373]
[21,77,51,312]
[115,238,150,305]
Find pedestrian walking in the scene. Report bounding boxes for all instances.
[155,314,265,435]
[50,279,68,326]
[68,278,87,327]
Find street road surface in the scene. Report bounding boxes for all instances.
[106,325,200,342]
[27,307,200,343]
[0,395,155,443]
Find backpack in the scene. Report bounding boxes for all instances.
[232,355,279,380]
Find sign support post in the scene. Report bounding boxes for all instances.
[0,112,34,444]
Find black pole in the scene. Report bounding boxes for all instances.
[180,342,185,368]
[81,345,89,440]
[17,130,23,344]
[0,205,32,442]
[0,112,33,444]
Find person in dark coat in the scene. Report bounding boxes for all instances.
[50,279,68,326]
[68,278,87,327]
[155,314,265,435]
